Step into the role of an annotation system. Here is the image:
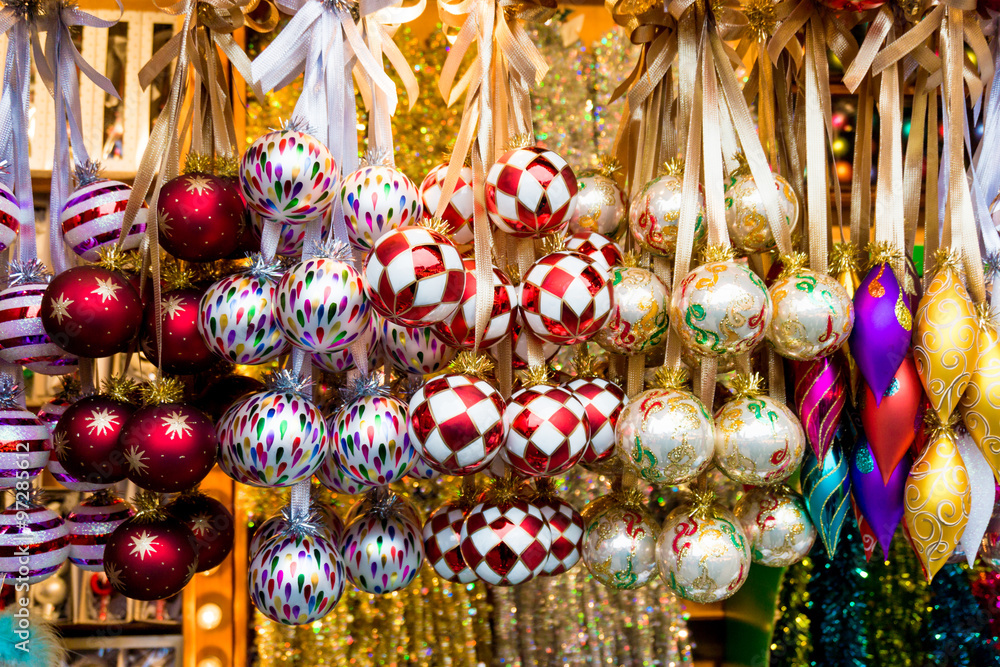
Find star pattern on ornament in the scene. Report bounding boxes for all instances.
[128,530,159,561]
[186,560,198,580]
[160,295,185,320]
[105,563,123,589]
[124,444,149,474]
[189,513,212,537]
[91,278,122,303]
[159,210,173,236]
[52,431,68,458]
[185,175,215,196]
[50,294,74,324]
[161,410,193,440]
[85,408,120,436]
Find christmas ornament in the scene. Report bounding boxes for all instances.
[615,369,714,484]
[250,503,345,557]
[849,438,908,560]
[432,258,516,351]
[164,491,235,572]
[157,167,245,261]
[418,162,474,245]
[658,494,750,602]
[406,454,441,480]
[218,371,328,487]
[312,314,381,374]
[423,496,477,584]
[767,253,855,361]
[65,490,132,571]
[197,255,291,365]
[247,210,331,257]
[534,487,584,576]
[0,501,68,584]
[344,490,423,528]
[459,476,552,586]
[485,145,578,237]
[41,393,105,491]
[60,164,145,260]
[563,231,624,271]
[0,182,18,254]
[333,376,415,486]
[0,260,76,374]
[734,486,816,567]
[408,362,506,475]
[671,250,771,357]
[498,321,560,369]
[564,376,626,467]
[382,319,456,375]
[41,263,143,358]
[581,487,659,590]
[851,495,881,562]
[802,443,851,557]
[363,225,466,326]
[714,373,805,486]
[275,239,370,352]
[593,264,669,355]
[316,446,368,496]
[504,371,589,477]
[955,432,993,567]
[194,374,266,424]
[569,159,627,238]
[817,0,886,10]
[248,509,346,624]
[629,162,705,257]
[103,497,198,600]
[959,309,1000,481]
[849,245,913,401]
[519,250,614,345]
[793,355,846,460]
[240,122,337,224]
[341,494,424,594]
[140,288,216,374]
[861,356,923,482]
[341,160,422,251]
[53,384,135,485]
[723,159,798,253]
[914,250,979,421]
[904,415,971,581]
[119,381,218,493]
[830,243,864,399]
[0,374,51,488]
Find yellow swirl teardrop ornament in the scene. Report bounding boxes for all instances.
[913,255,979,421]
[959,316,1000,482]
[903,427,970,582]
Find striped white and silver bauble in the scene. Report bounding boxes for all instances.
[0,504,69,584]
[0,182,19,253]
[66,492,133,571]
[0,405,52,488]
[0,282,77,375]
[60,179,147,261]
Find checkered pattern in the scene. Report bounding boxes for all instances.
[433,258,516,350]
[423,501,477,583]
[485,146,578,238]
[459,499,552,585]
[493,322,560,369]
[363,226,468,327]
[519,251,614,345]
[60,180,146,260]
[409,374,506,475]
[565,378,628,465]
[535,496,584,576]
[0,182,18,253]
[0,283,77,372]
[564,232,624,270]
[504,384,589,477]
[419,163,475,245]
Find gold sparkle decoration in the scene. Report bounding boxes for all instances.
[420,216,453,237]
[776,251,809,280]
[161,261,194,290]
[699,243,737,264]
[183,151,214,174]
[139,377,184,406]
[653,366,691,391]
[595,154,623,180]
[504,133,535,151]
[448,351,495,380]
[541,231,567,256]
[959,305,1000,481]
[95,244,133,273]
[729,371,764,400]
[101,374,138,403]
[659,158,685,177]
[522,364,554,387]
[214,154,240,178]
[743,0,777,38]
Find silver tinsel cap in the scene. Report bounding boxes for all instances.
[0,373,23,409]
[244,253,284,281]
[73,160,104,187]
[340,372,389,404]
[308,236,353,262]
[6,258,50,287]
[265,369,312,398]
[280,503,323,538]
[280,116,318,137]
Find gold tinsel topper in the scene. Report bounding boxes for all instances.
[522,364,554,387]
[102,374,139,404]
[700,244,737,264]
[421,217,454,237]
[184,151,214,175]
[776,251,809,280]
[730,372,764,401]
[140,377,184,406]
[449,351,495,380]
[829,242,862,277]
[653,366,690,391]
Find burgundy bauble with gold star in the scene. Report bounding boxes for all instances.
[164,492,235,571]
[119,403,218,493]
[40,265,143,358]
[103,515,198,600]
[157,172,245,262]
[140,288,216,375]
[53,396,134,485]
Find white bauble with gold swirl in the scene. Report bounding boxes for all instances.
[714,391,805,486]
[629,169,706,258]
[594,266,670,355]
[580,492,659,590]
[767,259,855,361]
[570,174,627,238]
[724,170,798,253]
[734,486,816,567]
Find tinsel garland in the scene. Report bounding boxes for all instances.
[972,567,1000,653]
[861,534,929,667]
[768,558,812,666]
[923,564,1000,667]
[804,523,868,666]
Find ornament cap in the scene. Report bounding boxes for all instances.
[0,373,22,409]
[214,155,239,179]
[700,244,737,264]
[777,251,809,279]
[922,410,961,443]
[541,232,567,256]
[266,369,313,399]
[340,372,388,403]
[487,471,524,508]
[931,247,964,276]
[503,133,535,152]
[73,159,104,187]
[743,0,777,38]
[307,236,353,262]
[6,258,50,287]
[280,116,318,136]
[573,345,602,378]
[101,374,139,404]
[659,158,685,178]
[130,490,166,523]
[421,217,453,237]
[139,377,184,406]
[95,245,134,274]
[522,364,554,387]
[87,488,119,506]
[279,503,324,538]
[865,241,903,270]
[729,152,752,178]
[689,488,719,520]
[594,154,622,180]
[360,147,394,168]
[829,242,861,276]
[652,366,690,391]
[162,262,194,291]
[55,375,81,401]
[730,372,764,400]
[448,351,495,380]
[620,250,642,268]
[183,152,214,175]
[244,253,283,281]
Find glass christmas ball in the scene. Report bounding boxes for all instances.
[535,493,584,576]
[423,500,477,583]
[768,263,855,361]
[563,231,624,271]
[316,445,368,496]
[334,393,415,486]
[569,172,627,238]
[157,172,245,261]
[250,503,344,557]
[164,492,236,572]
[432,258,516,351]
[66,491,133,571]
[419,162,474,245]
[485,146,578,238]
[714,387,806,486]
[505,383,589,477]
[460,492,551,586]
[581,492,659,590]
[629,171,705,257]
[0,181,19,254]
[564,377,627,467]
[312,314,381,374]
[382,319,456,376]
[341,164,422,252]
[0,273,76,375]
[0,398,52,489]
[104,515,198,600]
[594,266,670,355]
[119,402,219,493]
[0,504,68,584]
[342,501,424,594]
[54,395,133,485]
[140,288,216,374]
[724,169,798,253]
[247,210,331,257]
[734,486,816,567]
[519,251,614,345]
[60,176,145,260]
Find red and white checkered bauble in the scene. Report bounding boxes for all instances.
[312,314,381,374]
[408,374,506,475]
[0,183,19,253]
[419,163,474,245]
[423,501,476,583]
[460,496,551,585]
[564,378,627,466]
[60,179,147,260]
[341,165,422,252]
[382,319,456,375]
[563,232,623,271]
[363,226,467,327]
[433,258,516,350]
[519,251,614,345]
[535,495,584,576]
[492,322,560,370]
[504,384,589,477]
[485,146,578,238]
[0,282,77,375]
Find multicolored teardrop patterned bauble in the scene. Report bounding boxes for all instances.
[248,530,346,624]
[316,445,368,496]
[0,504,69,584]
[333,394,415,486]
[793,355,846,460]
[275,256,370,353]
[66,492,133,571]
[312,314,381,374]
[198,271,290,365]
[341,164,422,252]
[382,319,456,376]
[341,508,424,594]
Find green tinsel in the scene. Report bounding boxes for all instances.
[768,558,812,666]
[923,564,1000,667]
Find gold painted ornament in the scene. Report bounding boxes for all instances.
[734,485,816,567]
[903,415,971,582]
[766,253,855,361]
[569,157,628,238]
[914,249,980,421]
[580,487,660,590]
[594,265,670,355]
[723,156,799,253]
[713,373,806,485]
[959,307,1000,482]
[628,160,706,258]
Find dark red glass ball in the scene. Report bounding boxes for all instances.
[140,288,216,375]
[194,374,266,423]
[165,492,235,571]
[119,403,218,492]
[53,395,134,484]
[157,173,245,262]
[103,517,198,600]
